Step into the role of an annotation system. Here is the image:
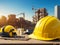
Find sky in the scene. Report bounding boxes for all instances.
[0,0,60,21]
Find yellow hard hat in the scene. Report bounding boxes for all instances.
[1,25,17,37]
[29,16,60,40]
[4,25,16,32]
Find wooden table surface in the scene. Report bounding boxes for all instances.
[0,38,60,44]
[0,36,60,45]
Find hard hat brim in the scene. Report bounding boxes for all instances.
[29,34,55,41]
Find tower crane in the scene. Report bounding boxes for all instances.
[17,13,25,19]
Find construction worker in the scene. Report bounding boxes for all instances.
[29,16,60,40]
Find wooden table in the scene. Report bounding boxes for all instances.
[0,38,60,45]
[0,36,60,45]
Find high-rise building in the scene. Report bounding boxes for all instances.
[55,5,60,19]
[0,16,7,26]
[7,14,16,26]
[8,14,16,19]
[33,8,48,24]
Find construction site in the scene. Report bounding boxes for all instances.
[0,5,60,45]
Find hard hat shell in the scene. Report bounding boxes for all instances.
[29,16,60,40]
[4,25,16,32]
[0,28,2,33]
[2,25,17,37]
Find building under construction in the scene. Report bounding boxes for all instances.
[32,8,48,24]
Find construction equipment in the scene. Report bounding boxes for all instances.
[0,25,17,37]
[17,13,25,19]
[29,16,60,40]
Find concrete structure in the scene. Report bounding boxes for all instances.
[8,14,16,19]
[55,5,60,19]
[7,14,17,26]
[33,8,48,24]
[0,16,7,26]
